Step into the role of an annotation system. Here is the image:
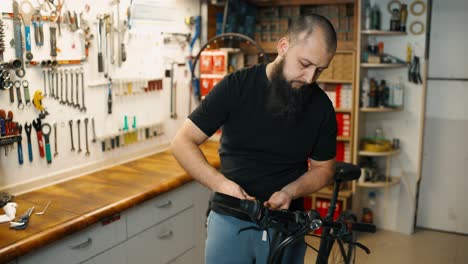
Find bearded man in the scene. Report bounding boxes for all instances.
[172,14,338,264]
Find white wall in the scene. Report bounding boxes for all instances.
[0,0,200,194]
[357,0,428,234]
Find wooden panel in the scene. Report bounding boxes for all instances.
[248,0,355,6]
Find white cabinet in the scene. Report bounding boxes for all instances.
[19,214,127,264]
[18,182,210,264]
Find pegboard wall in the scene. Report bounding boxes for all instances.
[0,0,201,193]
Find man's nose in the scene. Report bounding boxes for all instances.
[304,67,317,84]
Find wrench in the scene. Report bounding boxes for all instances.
[22,80,31,106]
[76,119,82,153]
[32,118,45,158]
[59,70,65,104]
[69,70,74,106]
[68,120,75,152]
[64,69,69,104]
[41,123,52,164]
[17,124,23,165]
[91,117,96,143]
[14,81,24,110]
[24,122,33,162]
[32,9,44,46]
[80,68,86,112]
[53,123,58,157]
[75,69,80,108]
[84,118,90,155]
[19,0,35,61]
[96,15,104,73]
[55,69,59,100]
[42,69,47,97]
[49,11,58,58]
[49,70,55,98]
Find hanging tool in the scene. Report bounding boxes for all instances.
[32,118,45,158]
[59,69,65,104]
[104,14,111,78]
[69,69,74,106]
[0,110,5,137]
[169,63,177,119]
[24,122,32,162]
[84,118,90,155]
[64,69,69,104]
[12,1,26,78]
[76,119,82,153]
[109,13,115,65]
[107,78,112,114]
[55,69,59,100]
[53,123,58,157]
[32,9,44,46]
[17,124,23,165]
[41,123,52,163]
[49,69,55,98]
[42,69,47,97]
[32,90,49,119]
[91,117,96,143]
[96,15,104,73]
[14,81,24,110]
[0,18,5,61]
[75,69,80,109]
[409,56,422,84]
[55,0,64,36]
[80,68,86,112]
[68,120,75,152]
[22,80,31,106]
[49,11,58,59]
[9,206,34,230]
[19,0,35,61]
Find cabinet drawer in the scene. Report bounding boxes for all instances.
[81,242,127,264]
[126,182,196,237]
[18,214,126,264]
[126,207,195,264]
[167,248,196,264]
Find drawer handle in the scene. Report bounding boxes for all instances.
[69,238,93,250]
[157,230,173,239]
[155,200,172,208]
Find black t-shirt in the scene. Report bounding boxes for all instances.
[189,63,337,214]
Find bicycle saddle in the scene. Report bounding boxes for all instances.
[335,162,361,182]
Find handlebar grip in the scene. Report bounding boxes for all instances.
[211,192,262,220]
[349,222,376,233]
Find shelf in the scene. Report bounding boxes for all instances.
[335,108,352,113]
[359,149,400,157]
[317,79,353,84]
[361,30,407,36]
[337,136,351,141]
[255,41,354,54]
[360,107,403,112]
[248,0,354,7]
[0,135,21,146]
[361,63,407,68]
[357,176,401,188]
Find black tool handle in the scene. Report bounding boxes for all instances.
[50,27,57,57]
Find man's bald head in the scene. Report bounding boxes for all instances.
[286,15,337,54]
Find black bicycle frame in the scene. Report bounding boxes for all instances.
[316,179,343,264]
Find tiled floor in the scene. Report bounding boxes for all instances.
[304,228,468,264]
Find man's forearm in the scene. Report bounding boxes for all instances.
[171,137,225,191]
[281,165,334,200]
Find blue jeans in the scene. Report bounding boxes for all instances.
[205,211,306,264]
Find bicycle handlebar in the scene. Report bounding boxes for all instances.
[211,192,376,234]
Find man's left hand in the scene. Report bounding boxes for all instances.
[264,190,293,210]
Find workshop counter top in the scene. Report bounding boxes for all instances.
[0,141,220,263]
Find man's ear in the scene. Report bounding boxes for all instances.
[277,37,289,57]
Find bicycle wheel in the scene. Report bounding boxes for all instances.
[327,210,358,264]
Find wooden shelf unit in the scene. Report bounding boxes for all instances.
[357,176,401,188]
[361,30,407,36]
[360,107,403,113]
[360,63,407,68]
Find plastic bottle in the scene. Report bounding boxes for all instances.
[364,0,371,30]
[362,77,370,107]
[362,191,377,224]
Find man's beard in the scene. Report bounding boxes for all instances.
[266,59,314,123]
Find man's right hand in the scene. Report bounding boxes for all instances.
[215,179,256,201]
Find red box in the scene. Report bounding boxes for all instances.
[200,77,213,96]
[212,51,227,74]
[200,51,213,74]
